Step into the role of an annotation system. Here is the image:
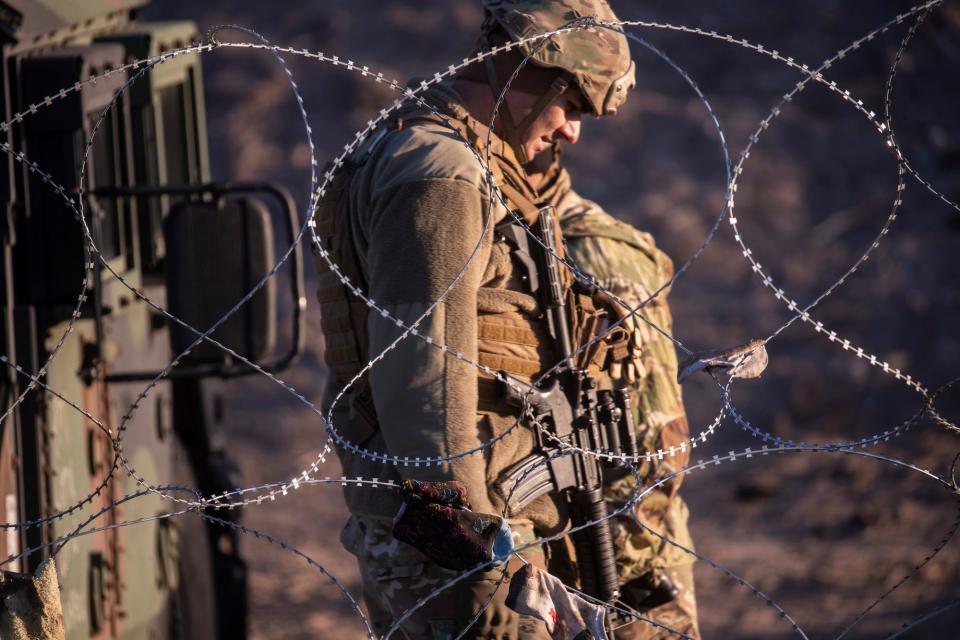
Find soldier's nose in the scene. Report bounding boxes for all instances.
[558,120,580,144]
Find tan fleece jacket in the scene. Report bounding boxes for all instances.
[324,86,567,528]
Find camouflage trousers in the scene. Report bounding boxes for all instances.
[606,476,700,640]
[341,516,552,640]
[614,563,699,640]
[340,496,699,640]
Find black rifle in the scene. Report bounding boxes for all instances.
[496,206,639,606]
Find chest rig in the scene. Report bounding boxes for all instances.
[313,93,614,433]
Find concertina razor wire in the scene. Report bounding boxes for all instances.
[0,2,957,638]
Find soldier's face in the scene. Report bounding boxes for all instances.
[510,88,584,160]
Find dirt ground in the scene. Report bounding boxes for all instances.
[143,1,960,638]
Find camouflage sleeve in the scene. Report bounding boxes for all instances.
[558,188,695,575]
[557,189,686,468]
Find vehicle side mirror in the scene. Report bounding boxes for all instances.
[98,181,305,383]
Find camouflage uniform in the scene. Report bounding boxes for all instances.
[318,81,559,638]
[557,189,700,639]
[314,2,639,637]
[340,515,549,639]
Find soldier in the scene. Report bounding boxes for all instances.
[313,1,675,638]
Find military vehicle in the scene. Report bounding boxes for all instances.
[0,1,305,637]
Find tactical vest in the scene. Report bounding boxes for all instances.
[314,90,625,430]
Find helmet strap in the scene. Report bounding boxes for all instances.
[515,73,572,154]
[482,37,572,165]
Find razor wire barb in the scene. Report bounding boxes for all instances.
[0,1,957,639]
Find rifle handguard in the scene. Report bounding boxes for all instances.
[571,487,621,603]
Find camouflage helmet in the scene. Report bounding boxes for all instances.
[480,0,636,117]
